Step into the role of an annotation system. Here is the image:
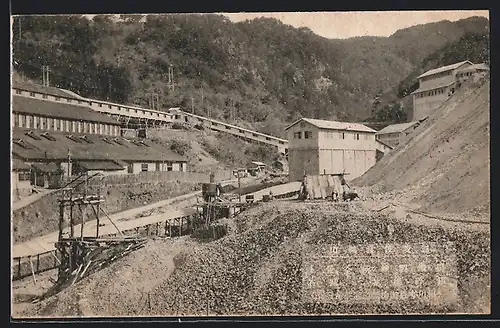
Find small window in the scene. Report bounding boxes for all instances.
[356,133,360,140]
[18,171,31,181]
[294,131,302,139]
[108,105,112,109]
[342,133,345,139]
[304,131,312,139]
[166,163,173,172]
[179,163,184,172]
[67,98,72,103]
[16,90,22,95]
[99,103,102,107]
[54,97,60,101]
[29,92,35,97]
[141,163,148,172]
[89,102,93,106]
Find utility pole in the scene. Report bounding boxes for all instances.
[237,169,243,203]
[107,76,112,100]
[191,96,194,114]
[18,17,22,40]
[149,93,159,110]
[42,66,50,86]
[168,65,175,92]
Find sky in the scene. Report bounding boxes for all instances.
[222,11,489,39]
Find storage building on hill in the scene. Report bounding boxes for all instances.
[12,128,188,189]
[375,120,425,148]
[11,159,32,200]
[411,60,489,120]
[285,118,388,181]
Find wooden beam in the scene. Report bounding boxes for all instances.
[29,257,37,285]
[99,207,125,237]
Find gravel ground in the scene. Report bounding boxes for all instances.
[19,201,490,317]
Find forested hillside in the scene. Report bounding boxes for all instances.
[12,14,488,136]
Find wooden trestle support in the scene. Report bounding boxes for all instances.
[52,172,147,293]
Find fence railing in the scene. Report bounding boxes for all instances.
[11,211,199,281]
[62,170,233,187]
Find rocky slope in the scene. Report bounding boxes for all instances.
[355,79,490,217]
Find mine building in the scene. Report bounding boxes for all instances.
[11,86,188,194]
[375,119,425,148]
[285,118,389,181]
[411,60,489,120]
[12,95,122,137]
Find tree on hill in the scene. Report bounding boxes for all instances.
[12,14,489,133]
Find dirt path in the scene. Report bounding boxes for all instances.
[12,177,251,259]
[12,189,58,212]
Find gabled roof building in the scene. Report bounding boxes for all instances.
[284,118,388,181]
[411,60,489,120]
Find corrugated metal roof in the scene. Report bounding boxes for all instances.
[31,162,60,173]
[417,60,473,79]
[285,118,376,133]
[12,158,31,171]
[376,121,420,135]
[12,80,81,98]
[12,95,120,125]
[251,161,266,166]
[12,128,188,163]
[456,63,490,72]
[411,80,456,94]
[77,160,125,171]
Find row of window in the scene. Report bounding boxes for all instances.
[414,87,448,99]
[457,71,475,78]
[294,130,371,141]
[137,162,184,172]
[17,171,31,181]
[15,89,171,120]
[293,131,313,139]
[324,131,371,141]
[12,113,120,136]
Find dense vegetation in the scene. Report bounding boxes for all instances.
[12,15,488,136]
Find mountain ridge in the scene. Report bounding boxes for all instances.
[12,15,489,136]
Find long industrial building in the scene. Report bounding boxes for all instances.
[285,118,391,181]
[12,80,289,153]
